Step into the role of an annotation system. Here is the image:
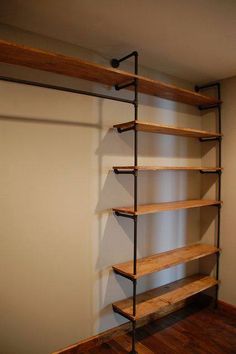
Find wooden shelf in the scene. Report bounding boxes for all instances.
[113,199,221,216]
[112,274,218,321]
[113,166,222,172]
[0,40,221,107]
[113,243,220,280]
[114,120,221,139]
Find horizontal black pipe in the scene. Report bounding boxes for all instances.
[115,80,135,91]
[112,307,135,322]
[117,126,135,133]
[114,211,135,219]
[200,170,222,174]
[114,169,135,175]
[199,104,220,110]
[111,51,138,68]
[199,137,222,142]
[113,269,135,281]
[0,76,134,105]
[195,82,220,91]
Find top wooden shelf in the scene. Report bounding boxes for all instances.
[0,39,221,107]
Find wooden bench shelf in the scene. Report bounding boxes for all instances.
[113,166,222,172]
[113,199,221,216]
[0,39,221,107]
[114,120,221,139]
[113,243,220,280]
[112,274,218,321]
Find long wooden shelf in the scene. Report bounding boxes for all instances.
[113,243,220,280]
[114,120,222,139]
[113,199,221,216]
[0,39,221,107]
[113,166,222,172]
[112,274,218,321]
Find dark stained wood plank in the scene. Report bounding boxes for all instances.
[0,40,221,106]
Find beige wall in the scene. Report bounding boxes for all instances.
[219,76,236,305]
[0,24,231,354]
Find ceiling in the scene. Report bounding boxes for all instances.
[0,0,235,83]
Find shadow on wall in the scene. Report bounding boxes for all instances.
[94,97,205,332]
[200,105,219,282]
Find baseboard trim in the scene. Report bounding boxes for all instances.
[52,297,196,354]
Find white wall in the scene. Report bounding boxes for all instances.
[0,24,217,354]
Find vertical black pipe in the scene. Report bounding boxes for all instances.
[132,52,138,354]
[131,321,137,354]
[112,51,139,353]
[215,84,221,307]
[196,83,222,308]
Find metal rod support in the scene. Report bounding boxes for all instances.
[117,126,135,133]
[0,76,134,105]
[195,83,220,91]
[114,169,135,175]
[111,51,138,68]
[130,320,138,354]
[112,51,139,354]
[114,211,135,219]
[115,80,136,91]
[197,82,222,309]
[200,170,222,175]
[199,137,222,142]
[215,84,222,308]
[199,104,220,111]
[113,269,135,281]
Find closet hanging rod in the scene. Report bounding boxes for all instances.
[0,76,134,105]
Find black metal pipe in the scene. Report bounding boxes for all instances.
[114,211,135,219]
[111,51,139,354]
[197,82,222,308]
[132,52,138,354]
[195,82,220,91]
[111,51,138,68]
[199,104,220,111]
[131,320,137,354]
[200,170,222,174]
[114,169,135,175]
[0,75,134,105]
[216,84,222,295]
[113,269,135,281]
[115,80,136,91]
[117,126,135,133]
[133,52,138,277]
[199,137,221,142]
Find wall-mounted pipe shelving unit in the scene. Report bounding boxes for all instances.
[0,39,222,354]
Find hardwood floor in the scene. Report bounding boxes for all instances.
[82,302,236,354]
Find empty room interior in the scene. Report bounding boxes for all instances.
[0,1,236,354]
